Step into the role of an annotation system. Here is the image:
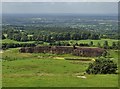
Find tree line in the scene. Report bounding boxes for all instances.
[2,28,100,42]
[1,40,119,50]
[2,43,36,49]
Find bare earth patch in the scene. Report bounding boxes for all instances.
[77,75,87,79]
[53,57,65,60]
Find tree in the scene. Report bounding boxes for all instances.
[64,33,71,40]
[89,41,93,46]
[103,41,109,49]
[7,32,13,39]
[2,34,6,39]
[28,36,33,41]
[73,45,76,49]
[102,51,108,58]
[55,41,61,46]
[75,43,79,46]
[116,41,120,49]
[86,58,117,74]
[97,42,101,48]
[46,35,52,42]
[112,42,117,49]
[91,34,100,40]
[13,34,21,41]
[21,34,28,42]
[81,33,88,40]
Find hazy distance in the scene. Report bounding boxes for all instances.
[2,2,118,16]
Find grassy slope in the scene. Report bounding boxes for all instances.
[3,59,118,87]
[2,48,118,87]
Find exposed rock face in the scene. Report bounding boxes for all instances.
[19,46,105,57]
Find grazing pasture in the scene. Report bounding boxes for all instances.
[2,10,118,87]
[2,48,118,87]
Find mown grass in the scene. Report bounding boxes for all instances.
[2,48,118,87]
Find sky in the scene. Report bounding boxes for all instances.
[2,2,118,15]
[1,0,119,2]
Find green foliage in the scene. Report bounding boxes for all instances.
[21,34,28,42]
[56,39,118,47]
[86,58,117,74]
[4,28,101,42]
[110,42,118,49]
[102,51,108,58]
[97,42,101,48]
[103,41,109,49]
[89,41,93,46]
[13,33,21,41]
[2,34,6,39]
[2,43,36,49]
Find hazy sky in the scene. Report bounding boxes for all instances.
[2,2,118,15]
[2,0,119,2]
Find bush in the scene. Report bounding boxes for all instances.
[86,58,117,74]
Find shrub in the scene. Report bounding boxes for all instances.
[86,58,117,74]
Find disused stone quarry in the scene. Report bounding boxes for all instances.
[19,46,105,57]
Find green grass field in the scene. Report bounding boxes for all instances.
[59,39,118,46]
[2,48,118,87]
